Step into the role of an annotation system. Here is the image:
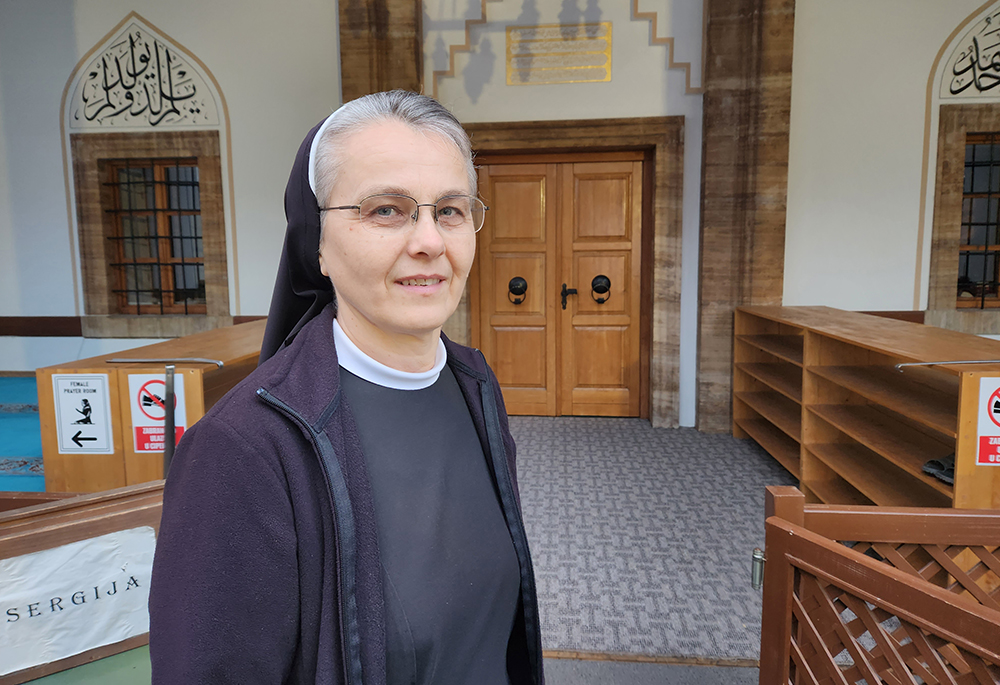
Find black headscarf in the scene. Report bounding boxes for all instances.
[259,115,337,363]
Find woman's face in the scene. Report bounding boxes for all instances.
[317,120,476,345]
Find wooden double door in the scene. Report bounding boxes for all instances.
[472,152,645,417]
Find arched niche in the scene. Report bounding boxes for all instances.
[60,13,239,335]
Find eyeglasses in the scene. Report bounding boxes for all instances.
[320,193,488,235]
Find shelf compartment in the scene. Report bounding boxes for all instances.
[809,365,957,438]
[808,404,954,498]
[736,417,801,479]
[809,442,952,507]
[736,335,804,367]
[736,391,802,442]
[805,474,874,507]
[736,363,802,403]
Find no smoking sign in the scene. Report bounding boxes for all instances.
[127,374,187,453]
[977,378,1000,466]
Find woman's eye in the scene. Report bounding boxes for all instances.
[371,205,402,218]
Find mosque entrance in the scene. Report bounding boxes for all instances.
[471,151,645,417]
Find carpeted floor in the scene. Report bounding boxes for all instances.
[509,417,797,662]
[0,377,44,492]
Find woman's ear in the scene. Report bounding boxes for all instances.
[318,248,329,278]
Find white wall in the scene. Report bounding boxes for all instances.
[784,0,987,310]
[425,0,704,425]
[0,337,167,372]
[0,0,341,370]
[0,0,342,319]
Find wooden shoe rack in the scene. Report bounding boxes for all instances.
[734,306,1000,509]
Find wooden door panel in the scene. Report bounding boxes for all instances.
[478,164,558,416]
[573,326,628,386]
[491,254,546,316]
[572,162,636,241]
[475,157,642,417]
[490,177,548,244]
[574,253,629,315]
[559,161,643,417]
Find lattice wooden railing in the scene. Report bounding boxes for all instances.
[846,540,1000,612]
[761,487,1000,685]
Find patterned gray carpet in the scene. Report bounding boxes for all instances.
[510,418,796,662]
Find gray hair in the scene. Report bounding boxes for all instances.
[312,90,476,208]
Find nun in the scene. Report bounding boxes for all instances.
[149,90,544,685]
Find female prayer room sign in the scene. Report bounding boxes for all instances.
[127,373,187,453]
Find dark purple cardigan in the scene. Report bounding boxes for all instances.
[148,305,543,684]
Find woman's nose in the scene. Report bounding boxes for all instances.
[407,208,446,256]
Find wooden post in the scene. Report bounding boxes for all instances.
[758,516,795,684]
[765,485,805,526]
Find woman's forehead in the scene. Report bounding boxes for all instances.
[334,122,471,197]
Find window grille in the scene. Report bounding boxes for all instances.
[958,133,1000,309]
[105,159,206,315]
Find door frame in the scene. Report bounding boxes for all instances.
[464,117,684,426]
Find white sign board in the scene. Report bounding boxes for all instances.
[52,374,114,454]
[977,377,1000,466]
[127,373,187,453]
[0,527,156,677]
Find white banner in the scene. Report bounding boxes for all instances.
[0,527,156,677]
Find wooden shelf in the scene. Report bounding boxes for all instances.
[736,417,801,479]
[737,363,802,403]
[808,404,954,497]
[805,475,874,506]
[736,391,801,442]
[810,365,957,438]
[810,442,952,508]
[736,335,804,366]
[735,306,1000,511]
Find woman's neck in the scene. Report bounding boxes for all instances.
[334,310,441,373]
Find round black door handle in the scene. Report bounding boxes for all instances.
[508,276,527,305]
[591,275,611,304]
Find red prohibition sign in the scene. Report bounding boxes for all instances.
[137,379,175,422]
[989,388,1000,429]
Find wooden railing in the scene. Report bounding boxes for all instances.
[759,486,1000,684]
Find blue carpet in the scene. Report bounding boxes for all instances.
[0,473,45,492]
[0,413,42,457]
[0,377,44,492]
[0,376,38,409]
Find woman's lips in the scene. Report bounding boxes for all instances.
[395,276,447,294]
[398,277,443,287]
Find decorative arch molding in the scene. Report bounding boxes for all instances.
[918,0,1000,323]
[429,0,707,100]
[430,0,504,100]
[630,0,706,94]
[59,12,241,321]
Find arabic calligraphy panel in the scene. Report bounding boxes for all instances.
[506,22,612,86]
[942,4,1000,99]
[69,20,219,129]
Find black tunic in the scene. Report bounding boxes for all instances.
[341,364,521,684]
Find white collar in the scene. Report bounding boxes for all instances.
[333,318,446,390]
